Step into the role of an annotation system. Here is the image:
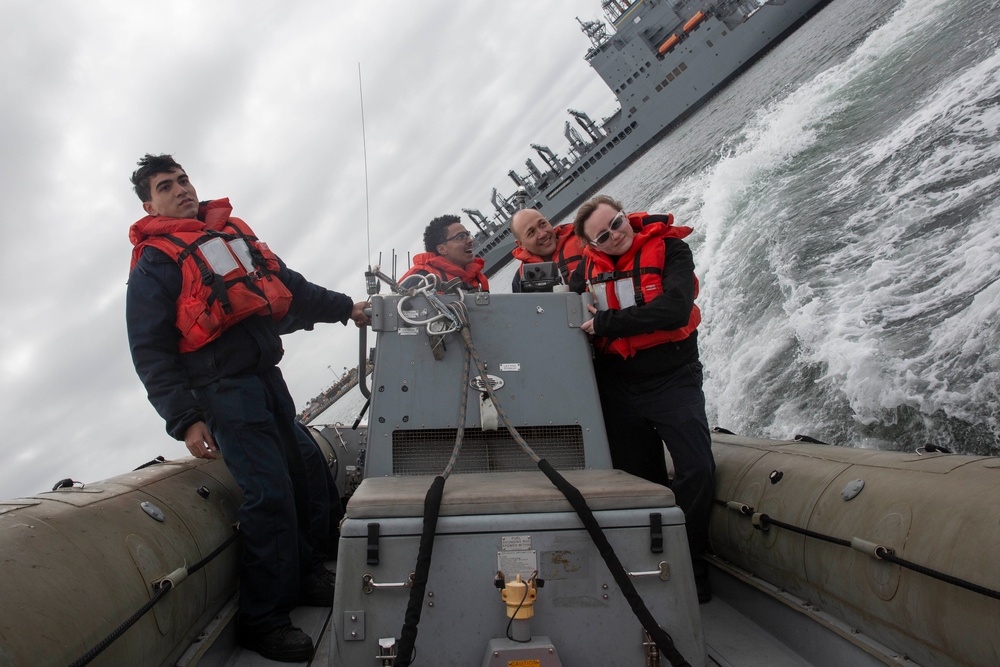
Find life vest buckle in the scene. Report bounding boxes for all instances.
[592,271,617,284]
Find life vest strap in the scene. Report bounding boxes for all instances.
[163,233,234,314]
[224,273,273,317]
[630,256,663,306]
[222,222,268,273]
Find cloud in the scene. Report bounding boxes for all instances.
[0,0,617,498]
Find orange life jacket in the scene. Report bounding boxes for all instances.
[401,253,490,291]
[511,224,585,284]
[584,213,701,358]
[129,199,293,353]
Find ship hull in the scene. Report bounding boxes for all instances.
[475,0,833,276]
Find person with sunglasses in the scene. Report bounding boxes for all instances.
[574,194,715,603]
[399,214,490,291]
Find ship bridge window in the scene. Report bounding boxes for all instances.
[656,84,663,92]
[639,66,645,73]
[679,62,687,71]
[627,77,633,84]
[672,67,681,76]
[667,73,675,82]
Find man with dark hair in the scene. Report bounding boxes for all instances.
[398,214,489,290]
[126,154,370,662]
[509,208,585,293]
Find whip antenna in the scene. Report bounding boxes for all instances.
[359,63,379,295]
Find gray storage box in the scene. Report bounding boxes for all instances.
[332,469,707,666]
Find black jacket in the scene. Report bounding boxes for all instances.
[590,237,700,380]
[126,246,353,440]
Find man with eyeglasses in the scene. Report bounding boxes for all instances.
[574,194,715,604]
[126,154,370,661]
[509,208,586,293]
[399,214,490,291]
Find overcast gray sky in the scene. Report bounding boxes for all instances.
[0,0,617,498]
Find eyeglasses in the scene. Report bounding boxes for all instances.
[445,230,472,243]
[589,212,627,246]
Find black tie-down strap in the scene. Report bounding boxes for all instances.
[367,522,380,566]
[650,513,663,553]
[538,459,690,667]
[393,476,445,667]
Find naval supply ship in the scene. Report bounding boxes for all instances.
[463,0,831,276]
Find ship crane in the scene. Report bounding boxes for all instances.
[564,121,590,158]
[569,108,604,142]
[491,187,519,218]
[530,144,565,175]
[510,167,532,188]
[462,208,492,234]
[523,158,545,184]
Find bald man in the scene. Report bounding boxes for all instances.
[509,209,585,293]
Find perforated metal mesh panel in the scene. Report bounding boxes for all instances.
[392,425,586,475]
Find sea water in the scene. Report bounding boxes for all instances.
[588,0,1000,454]
[602,0,1000,454]
[341,0,999,455]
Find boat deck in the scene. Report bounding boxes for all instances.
[184,557,913,666]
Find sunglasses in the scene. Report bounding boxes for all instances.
[590,212,627,246]
[445,230,472,243]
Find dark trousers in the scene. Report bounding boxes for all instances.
[195,367,315,632]
[294,421,344,561]
[596,361,715,571]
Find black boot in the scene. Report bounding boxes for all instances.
[239,624,315,662]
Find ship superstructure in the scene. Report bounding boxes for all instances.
[467,0,828,275]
